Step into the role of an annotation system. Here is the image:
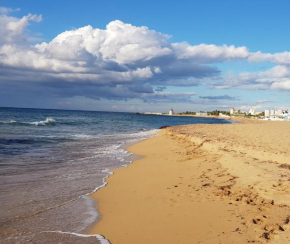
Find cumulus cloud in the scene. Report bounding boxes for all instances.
[0,19,221,87]
[211,63,290,91]
[172,43,250,63]
[270,79,290,90]
[249,52,290,65]
[0,13,221,102]
[0,9,42,45]
[259,65,290,78]
[1,8,290,106]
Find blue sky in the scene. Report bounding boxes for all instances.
[0,0,289,112]
[5,0,290,52]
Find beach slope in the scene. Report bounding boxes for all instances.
[90,121,290,243]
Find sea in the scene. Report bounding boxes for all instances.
[0,107,231,244]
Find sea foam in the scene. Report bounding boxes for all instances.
[0,117,56,126]
[30,118,56,126]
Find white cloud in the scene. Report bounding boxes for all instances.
[37,21,172,65]
[0,18,220,86]
[100,20,172,64]
[0,10,42,45]
[259,65,290,78]
[154,67,162,73]
[0,7,20,15]
[270,79,290,90]
[131,67,153,78]
[210,61,290,91]
[249,51,290,65]
[1,8,290,105]
[172,43,249,62]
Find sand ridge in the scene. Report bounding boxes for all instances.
[90,121,290,243]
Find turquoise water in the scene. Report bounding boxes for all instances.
[0,107,230,243]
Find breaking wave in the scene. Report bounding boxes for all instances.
[0,118,56,126]
[30,118,56,126]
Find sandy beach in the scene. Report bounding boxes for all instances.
[90,120,290,243]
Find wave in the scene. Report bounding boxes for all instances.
[30,118,56,126]
[0,118,56,126]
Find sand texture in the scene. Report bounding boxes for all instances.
[90,120,290,243]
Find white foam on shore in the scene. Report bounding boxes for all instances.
[80,195,100,231]
[85,129,159,195]
[44,231,111,244]
[76,129,159,239]
[87,130,158,193]
[85,169,113,196]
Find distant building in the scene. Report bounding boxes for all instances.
[196,112,208,116]
[264,109,290,121]
[276,109,283,116]
[169,108,174,115]
[230,108,235,115]
[219,113,230,118]
[249,108,255,115]
[282,110,290,121]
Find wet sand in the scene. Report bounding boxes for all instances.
[90,120,290,243]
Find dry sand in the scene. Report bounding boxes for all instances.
[90,120,290,243]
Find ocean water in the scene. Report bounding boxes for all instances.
[0,107,231,243]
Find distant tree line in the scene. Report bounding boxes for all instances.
[178,111,196,115]
[177,110,265,118]
[208,110,230,116]
[258,112,265,117]
[179,110,232,116]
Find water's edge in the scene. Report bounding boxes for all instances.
[60,130,159,243]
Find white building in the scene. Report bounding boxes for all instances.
[264,109,290,121]
[196,112,208,116]
[230,108,235,115]
[219,113,230,118]
[169,108,174,115]
[276,110,283,116]
[282,110,289,120]
[249,108,255,115]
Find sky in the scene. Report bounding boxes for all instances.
[0,0,289,113]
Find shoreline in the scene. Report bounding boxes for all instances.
[85,132,158,238]
[89,121,290,243]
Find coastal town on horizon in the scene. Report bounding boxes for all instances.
[139,107,290,121]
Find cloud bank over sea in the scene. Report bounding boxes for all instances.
[0,7,289,110]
